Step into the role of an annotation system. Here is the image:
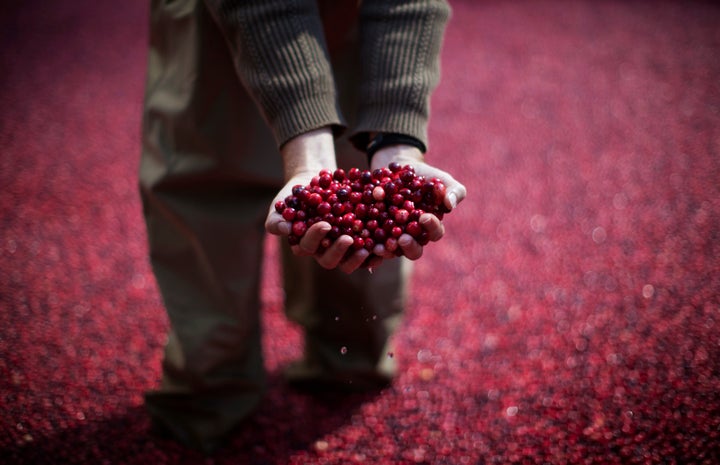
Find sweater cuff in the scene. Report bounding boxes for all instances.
[348,102,429,153]
[272,94,347,148]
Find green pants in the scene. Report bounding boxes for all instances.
[139,0,409,451]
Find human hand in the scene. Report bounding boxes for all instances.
[369,144,467,260]
[265,128,377,273]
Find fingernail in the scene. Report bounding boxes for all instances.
[448,192,458,209]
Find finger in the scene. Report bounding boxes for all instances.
[398,234,423,260]
[445,182,467,211]
[419,213,445,242]
[297,222,331,254]
[316,235,353,269]
[266,212,291,236]
[372,243,395,259]
[339,248,370,274]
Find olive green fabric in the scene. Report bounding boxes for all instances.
[139,0,414,451]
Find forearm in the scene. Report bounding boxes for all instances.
[203,0,345,147]
[351,0,451,152]
[280,127,336,181]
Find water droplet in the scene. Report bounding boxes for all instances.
[314,440,329,452]
[372,315,377,320]
[530,214,547,233]
[642,284,654,299]
[340,346,348,355]
[368,267,374,274]
[592,226,607,244]
[334,316,340,321]
[506,406,519,417]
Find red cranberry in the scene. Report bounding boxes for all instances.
[317,201,332,216]
[395,209,410,224]
[307,192,323,208]
[278,164,452,259]
[362,189,374,204]
[318,173,332,188]
[355,203,368,219]
[349,191,363,204]
[292,221,307,237]
[382,219,396,234]
[341,212,356,228]
[373,228,387,242]
[417,231,430,245]
[373,186,385,199]
[332,203,345,216]
[282,208,297,222]
[336,187,350,201]
[405,221,422,238]
[362,170,375,184]
[351,219,364,233]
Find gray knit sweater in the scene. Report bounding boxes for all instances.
[204,0,451,151]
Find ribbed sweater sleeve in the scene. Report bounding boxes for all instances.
[203,0,345,148]
[350,0,451,153]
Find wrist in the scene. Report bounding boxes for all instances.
[365,132,426,166]
[281,127,337,180]
[370,144,425,170]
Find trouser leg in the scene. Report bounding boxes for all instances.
[281,10,412,390]
[140,0,282,451]
[141,183,273,451]
[282,243,411,390]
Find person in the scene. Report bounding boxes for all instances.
[138,0,466,453]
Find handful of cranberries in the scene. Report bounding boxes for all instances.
[274,162,450,257]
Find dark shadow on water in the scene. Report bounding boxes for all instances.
[5,373,383,465]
